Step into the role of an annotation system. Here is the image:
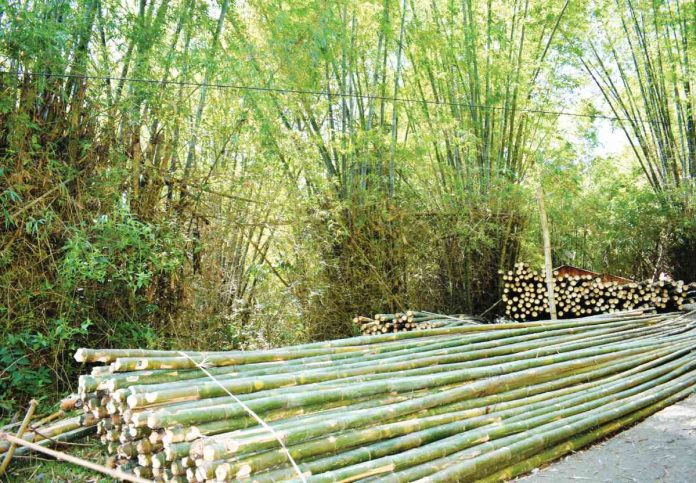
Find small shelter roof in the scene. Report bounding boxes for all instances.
[553,264,634,284]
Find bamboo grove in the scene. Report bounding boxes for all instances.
[580,0,696,280]
[1,0,695,412]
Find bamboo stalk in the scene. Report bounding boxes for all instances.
[0,431,149,483]
[0,400,37,475]
[268,353,696,483]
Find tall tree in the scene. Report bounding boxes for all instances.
[581,0,696,280]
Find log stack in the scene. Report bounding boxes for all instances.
[502,263,696,321]
[353,311,483,336]
[6,309,695,482]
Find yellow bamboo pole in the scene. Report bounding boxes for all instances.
[0,432,152,483]
[537,185,557,319]
[0,399,37,476]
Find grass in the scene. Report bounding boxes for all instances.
[1,439,111,483]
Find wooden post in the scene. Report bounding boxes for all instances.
[537,185,557,320]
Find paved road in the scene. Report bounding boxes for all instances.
[518,394,696,483]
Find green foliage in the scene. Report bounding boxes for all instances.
[61,210,183,297]
[565,163,666,277]
[57,209,185,330]
[0,339,52,413]
[0,208,185,415]
[666,188,696,282]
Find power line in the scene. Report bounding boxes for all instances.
[0,69,644,125]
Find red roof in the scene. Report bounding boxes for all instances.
[553,265,634,284]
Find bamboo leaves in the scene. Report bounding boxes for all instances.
[582,0,695,193]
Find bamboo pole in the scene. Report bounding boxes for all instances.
[478,390,689,482]
[0,432,151,483]
[277,355,696,483]
[409,376,696,482]
[537,186,557,320]
[13,310,693,481]
[0,399,36,476]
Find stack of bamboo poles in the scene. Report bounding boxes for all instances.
[354,311,482,335]
[0,405,96,459]
[15,309,691,482]
[502,263,696,321]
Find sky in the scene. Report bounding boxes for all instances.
[596,120,629,157]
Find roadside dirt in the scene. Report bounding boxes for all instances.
[518,393,696,483]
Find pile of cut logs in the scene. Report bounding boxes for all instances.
[502,263,696,321]
[353,311,483,335]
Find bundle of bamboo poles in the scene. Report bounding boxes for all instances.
[501,263,696,321]
[0,406,97,459]
[8,309,689,482]
[353,311,482,335]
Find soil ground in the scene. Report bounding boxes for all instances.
[518,393,696,483]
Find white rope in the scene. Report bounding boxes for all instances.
[176,352,307,482]
[419,311,481,325]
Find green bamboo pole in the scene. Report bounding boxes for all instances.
[0,416,84,455]
[236,343,695,482]
[105,335,459,374]
[383,370,696,482]
[75,348,209,363]
[133,332,682,412]
[133,320,644,394]
[175,391,424,444]
[191,336,689,467]
[429,383,696,482]
[48,312,696,483]
[12,425,98,457]
[124,323,666,408]
[194,344,671,469]
[144,346,646,428]
[192,348,650,460]
[101,317,658,404]
[179,344,674,460]
[123,318,661,393]
[131,388,421,429]
[478,391,694,482]
[213,347,696,478]
[164,441,192,461]
[0,400,37,476]
[107,315,655,380]
[237,351,696,482]
[108,314,658,372]
[423,343,691,418]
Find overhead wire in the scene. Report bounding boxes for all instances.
[0,69,659,126]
